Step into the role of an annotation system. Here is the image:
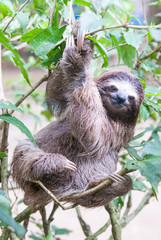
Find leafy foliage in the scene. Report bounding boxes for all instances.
[0,190,25,237]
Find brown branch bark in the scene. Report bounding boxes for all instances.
[86,24,161,36]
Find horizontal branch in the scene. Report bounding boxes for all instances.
[65,168,134,200]
[86,23,161,36]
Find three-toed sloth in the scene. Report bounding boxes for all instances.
[12,25,144,208]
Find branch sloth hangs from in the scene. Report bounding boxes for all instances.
[12,23,144,207]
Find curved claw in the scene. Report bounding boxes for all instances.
[66,35,75,49]
[108,173,125,183]
[77,29,86,52]
[65,159,77,172]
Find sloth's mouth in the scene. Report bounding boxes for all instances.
[110,97,127,108]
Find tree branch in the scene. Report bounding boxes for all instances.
[65,168,134,200]
[14,205,41,223]
[2,0,31,32]
[121,189,153,227]
[9,74,48,115]
[106,202,122,240]
[85,220,111,240]
[135,42,161,69]
[75,206,92,237]
[85,24,161,36]
[40,207,49,237]
[29,180,76,210]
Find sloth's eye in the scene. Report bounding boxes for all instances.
[128,95,135,101]
[109,85,118,92]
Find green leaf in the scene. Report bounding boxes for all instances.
[140,140,161,157]
[133,130,147,140]
[80,12,106,31]
[110,34,121,64]
[0,152,7,158]
[74,0,92,8]
[26,26,66,59]
[121,45,136,69]
[52,225,72,235]
[148,1,161,5]
[87,36,108,67]
[33,0,49,14]
[0,0,15,14]
[132,180,148,191]
[149,29,161,42]
[29,235,43,240]
[0,114,36,144]
[140,102,150,121]
[126,144,142,161]
[46,231,54,240]
[16,12,29,34]
[144,99,160,112]
[0,190,25,237]
[0,100,23,112]
[123,31,143,50]
[139,155,161,192]
[124,159,140,170]
[0,31,30,85]
[21,28,44,42]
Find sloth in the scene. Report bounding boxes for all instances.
[11,26,144,208]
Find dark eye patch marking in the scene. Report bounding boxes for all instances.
[102,85,118,93]
[128,95,135,101]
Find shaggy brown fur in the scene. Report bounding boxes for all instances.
[11,26,144,207]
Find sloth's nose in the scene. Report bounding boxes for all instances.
[116,94,126,104]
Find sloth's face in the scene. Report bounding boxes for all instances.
[99,80,140,122]
[100,80,138,110]
[96,71,144,122]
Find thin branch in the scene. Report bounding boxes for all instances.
[135,42,161,69]
[75,206,92,237]
[0,44,5,100]
[65,168,134,200]
[85,24,161,36]
[106,202,122,240]
[40,207,49,237]
[121,194,132,221]
[121,189,153,227]
[85,220,111,240]
[23,215,30,231]
[29,180,76,210]
[0,120,9,195]
[9,75,48,115]
[14,205,41,223]
[8,13,39,42]
[2,0,31,32]
[140,42,161,60]
[47,203,58,224]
